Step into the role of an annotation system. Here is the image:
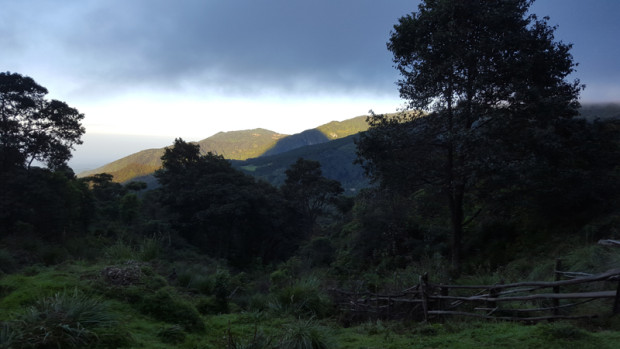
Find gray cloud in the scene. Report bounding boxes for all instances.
[2,0,412,99]
[2,0,619,103]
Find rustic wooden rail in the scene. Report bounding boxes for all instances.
[331,266,620,322]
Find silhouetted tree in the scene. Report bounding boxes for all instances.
[155,138,302,266]
[281,158,344,236]
[357,0,581,273]
[0,72,85,170]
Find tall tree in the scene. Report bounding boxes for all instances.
[281,158,344,236]
[357,0,581,273]
[0,72,85,170]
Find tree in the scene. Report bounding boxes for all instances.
[356,0,581,273]
[281,158,344,236]
[0,72,85,170]
[155,138,302,265]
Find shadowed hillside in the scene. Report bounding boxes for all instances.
[233,134,369,192]
[77,115,371,183]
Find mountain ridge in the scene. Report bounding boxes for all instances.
[77,115,369,183]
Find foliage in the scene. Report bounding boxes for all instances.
[157,324,186,344]
[0,166,93,238]
[282,158,344,236]
[0,249,17,274]
[358,0,584,273]
[269,277,332,318]
[16,289,117,348]
[138,287,204,332]
[279,319,335,349]
[155,138,303,266]
[0,322,20,349]
[0,72,85,170]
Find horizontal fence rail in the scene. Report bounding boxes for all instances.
[331,264,620,323]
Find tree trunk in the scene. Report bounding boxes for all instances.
[449,189,464,276]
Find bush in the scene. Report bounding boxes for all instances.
[157,324,186,344]
[0,322,20,349]
[269,277,332,318]
[16,289,118,348]
[139,287,204,332]
[0,249,17,274]
[138,236,161,261]
[104,240,136,261]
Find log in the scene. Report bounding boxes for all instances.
[598,239,620,246]
[474,298,595,313]
[431,268,620,290]
[427,310,597,322]
[431,290,616,303]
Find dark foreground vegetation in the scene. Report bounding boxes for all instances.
[3,0,620,347]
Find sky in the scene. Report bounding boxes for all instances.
[2,0,619,171]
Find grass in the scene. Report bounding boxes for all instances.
[2,237,620,348]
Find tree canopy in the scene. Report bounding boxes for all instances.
[155,138,303,266]
[0,72,85,170]
[281,158,344,236]
[357,0,582,274]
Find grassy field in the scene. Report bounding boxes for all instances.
[2,258,620,348]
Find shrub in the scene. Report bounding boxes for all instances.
[139,287,204,332]
[269,277,332,318]
[0,322,20,349]
[157,324,186,344]
[104,240,136,261]
[138,236,161,261]
[16,289,117,348]
[0,249,17,274]
[196,296,219,315]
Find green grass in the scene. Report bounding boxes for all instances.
[2,245,620,348]
[334,320,620,349]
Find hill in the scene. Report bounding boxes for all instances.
[78,128,287,182]
[233,134,369,192]
[77,115,370,183]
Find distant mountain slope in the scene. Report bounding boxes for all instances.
[233,134,370,192]
[77,115,370,183]
[78,128,286,182]
[262,129,329,156]
[197,128,287,159]
[261,115,369,157]
[579,103,620,120]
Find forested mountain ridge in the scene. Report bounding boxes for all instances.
[77,105,619,185]
[233,134,368,192]
[77,115,369,183]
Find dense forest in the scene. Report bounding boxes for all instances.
[2,0,620,348]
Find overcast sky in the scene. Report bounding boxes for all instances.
[2,0,619,170]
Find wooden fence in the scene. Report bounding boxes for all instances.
[331,263,620,323]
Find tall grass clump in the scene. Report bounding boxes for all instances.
[16,289,118,348]
[269,277,332,318]
[0,322,20,349]
[138,236,162,261]
[278,319,335,349]
[104,239,136,261]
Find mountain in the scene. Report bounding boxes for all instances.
[77,115,370,183]
[77,128,286,182]
[233,134,369,192]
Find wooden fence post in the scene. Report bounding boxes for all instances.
[553,259,562,316]
[613,278,620,314]
[420,272,429,322]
